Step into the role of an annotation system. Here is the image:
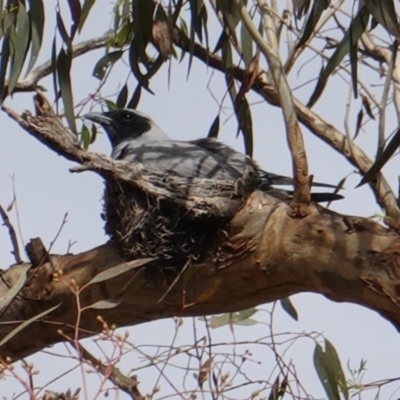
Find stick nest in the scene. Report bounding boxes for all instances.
[103,166,259,267]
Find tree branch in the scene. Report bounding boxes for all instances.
[12,35,109,93]
[1,192,400,361]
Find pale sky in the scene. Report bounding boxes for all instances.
[1,1,400,399]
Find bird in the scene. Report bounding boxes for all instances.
[84,108,342,203]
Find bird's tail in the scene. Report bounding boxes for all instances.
[259,171,338,188]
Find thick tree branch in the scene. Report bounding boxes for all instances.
[1,192,400,361]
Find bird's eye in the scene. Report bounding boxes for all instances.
[123,113,133,120]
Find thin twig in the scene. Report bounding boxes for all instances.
[48,212,69,254]
[0,203,22,263]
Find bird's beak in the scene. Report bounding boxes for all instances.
[84,112,113,126]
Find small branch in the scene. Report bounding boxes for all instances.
[75,343,145,400]
[0,203,22,264]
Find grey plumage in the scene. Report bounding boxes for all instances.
[85,108,342,201]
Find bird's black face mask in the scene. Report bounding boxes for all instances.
[84,109,152,147]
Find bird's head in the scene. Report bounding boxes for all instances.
[84,108,158,147]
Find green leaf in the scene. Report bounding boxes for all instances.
[293,0,311,19]
[365,0,400,38]
[51,36,58,106]
[128,40,152,92]
[240,21,253,65]
[78,0,95,33]
[56,11,71,50]
[26,0,45,73]
[67,0,81,39]
[0,265,30,312]
[116,83,128,108]
[280,297,298,321]
[0,35,10,100]
[205,308,258,329]
[57,48,76,133]
[7,3,30,95]
[207,115,220,138]
[308,6,370,107]
[80,123,91,149]
[313,339,348,400]
[92,50,123,80]
[103,99,117,111]
[0,304,60,348]
[87,258,153,285]
[127,84,141,109]
[235,96,253,157]
[325,339,349,400]
[0,10,17,41]
[314,343,340,400]
[296,0,329,49]
[357,127,400,187]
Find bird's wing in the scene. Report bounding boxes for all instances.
[112,138,245,180]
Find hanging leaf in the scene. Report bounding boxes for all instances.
[67,0,81,39]
[0,36,10,100]
[7,3,30,95]
[293,0,311,19]
[365,0,400,38]
[80,123,91,149]
[205,308,258,329]
[207,115,220,138]
[357,127,400,187]
[353,108,364,140]
[313,339,348,400]
[127,84,142,109]
[78,0,95,33]
[296,0,329,49]
[308,6,370,107]
[280,297,298,321]
[235,96,253,157]
[57,48,76,133]
[361,94,375,120]
[92,50,123,80]
[56,10,71,50]
[0,10,17,41]
[116,83,128,108]
[240,21,253,65]
[26,0,45,73]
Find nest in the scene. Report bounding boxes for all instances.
[103,181,229,269]
[102,160,261,270]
